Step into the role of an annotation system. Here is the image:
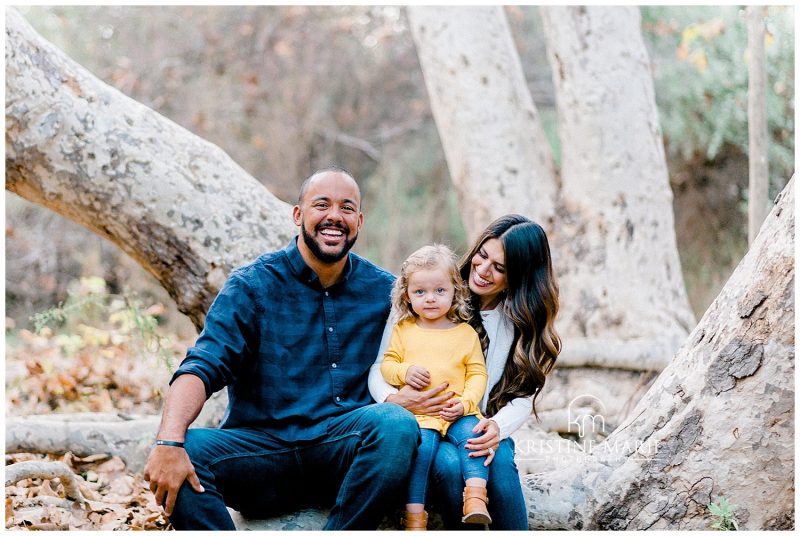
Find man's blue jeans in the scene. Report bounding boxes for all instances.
[431,437,528,529]
[168,403,419,530]
[407,415,488,505]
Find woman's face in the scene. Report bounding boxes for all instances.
[469,238,508,309]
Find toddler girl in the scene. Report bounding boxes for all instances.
[380,244,491,530]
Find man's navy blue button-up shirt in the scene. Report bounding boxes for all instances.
[171,237,395,443]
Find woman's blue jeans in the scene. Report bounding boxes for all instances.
[431,437,528,529]
[407,415,488,505]
[168,403,419,530]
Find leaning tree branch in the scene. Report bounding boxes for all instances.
[313,125,381,161]
[5,8,296,331]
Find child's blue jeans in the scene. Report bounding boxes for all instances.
[407,415,488,505]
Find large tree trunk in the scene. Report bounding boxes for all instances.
[408,6,695,371]
[747,6,770,245]
[406,6,558,238]
[539,6,696,363]
[523,177,794,530]
[5,8,296,331]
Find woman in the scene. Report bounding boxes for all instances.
[369,214,561,529]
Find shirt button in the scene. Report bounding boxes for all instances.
[325,291,329,296]
[331,363,337,369]
[328,327,334,332]
[335,396,341,402]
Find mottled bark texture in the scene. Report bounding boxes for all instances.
[407,6,558,239]
[523,178,794,530]
[5,414,160,474]
[5,8,296,331]
[5,401,228,474]
[409,6,695,371]
[540,6,695,356]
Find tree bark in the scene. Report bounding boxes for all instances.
[5,414,160,474]
[409,6,695,370]
[5,404,227,474]
[5,8,296,331]
[540,6,696,357]
[406,6,558,239]
[5,461,86,504]
[556,337,677,371]
[747,6,770,245]
[523,177,794,530]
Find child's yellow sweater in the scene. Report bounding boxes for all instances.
[381,318,488,435]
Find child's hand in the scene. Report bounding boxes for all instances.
[439,399,464,422]
[405,366,431,389]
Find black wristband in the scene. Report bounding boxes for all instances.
[155,439,185,448]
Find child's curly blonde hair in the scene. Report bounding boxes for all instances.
[391,244,472,324]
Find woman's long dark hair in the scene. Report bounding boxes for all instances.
[459,214,561,418]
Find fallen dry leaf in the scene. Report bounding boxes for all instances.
[5,452,172,530]
[6,310,187,530]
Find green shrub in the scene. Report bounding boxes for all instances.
[642,6,794,198]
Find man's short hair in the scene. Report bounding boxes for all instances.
[297,165,358,205]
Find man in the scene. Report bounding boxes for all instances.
[144,167,420,530]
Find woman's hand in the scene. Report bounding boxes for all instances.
[405,365,431,390]
[386,383,454,416]
[466,418,501,466]
[439,399,464,422]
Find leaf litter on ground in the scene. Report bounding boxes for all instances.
[6,292,190,530]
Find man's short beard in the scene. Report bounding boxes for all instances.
[301,223,358,263]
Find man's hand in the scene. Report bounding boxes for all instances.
[439,399,464,422]
[143,444,204,516]
[386,383,454,416]
[404,365,431,390]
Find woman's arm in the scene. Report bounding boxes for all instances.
[367,321,408,394]
[490,396,533,440]
[368,321,399,403]
[478,311,533,439]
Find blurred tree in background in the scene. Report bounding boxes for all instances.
[5,5,794,332]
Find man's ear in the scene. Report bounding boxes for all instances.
[292,205,302,226]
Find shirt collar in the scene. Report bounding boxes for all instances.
[286,236,355,287]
